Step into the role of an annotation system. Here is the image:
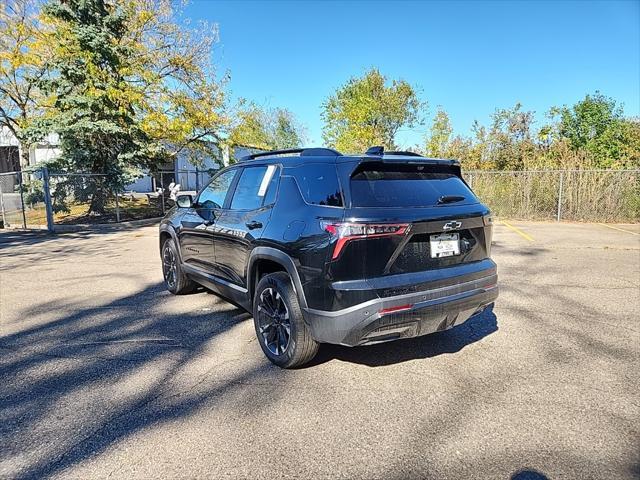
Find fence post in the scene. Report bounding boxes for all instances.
[468,173,473,189]
[160,171,165,215]
[17,171,27,229]
[556,171,564,222]
[195,167,200,192]
[42,167,55,232]
[0,182,6,228]
[115,188,120,223]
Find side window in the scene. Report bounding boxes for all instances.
[290,163,343,206]
[198,169,237,209]
[230,165,279,210]
[261,165,280,206]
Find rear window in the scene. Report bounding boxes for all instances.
[350,164,477,208]
[289,163,343,207]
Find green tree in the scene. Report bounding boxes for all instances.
[557,92,635,168]
[272,109,304,149]
[38,0,227,214]
[425,107,453,158]
[228,101,304,156]
[485,103,536,170]
[40,0,152,213]
[619,118,640,168]
[321,68,423,153]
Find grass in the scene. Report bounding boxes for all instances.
[3,195,164,227]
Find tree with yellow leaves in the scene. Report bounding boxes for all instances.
[0,0,52,169]
[34,0,229,214]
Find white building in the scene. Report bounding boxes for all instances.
[0,127,61,171]
[0,127,259,193]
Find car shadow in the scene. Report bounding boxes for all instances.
[511,469,550,480]
[0,229,55,248]
[309,305,498,367]
[0,282,269,480]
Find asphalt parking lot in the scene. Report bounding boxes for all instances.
[1,221,638,480]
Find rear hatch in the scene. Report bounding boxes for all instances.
[327,160,494,295]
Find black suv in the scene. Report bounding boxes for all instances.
[159,147,498,367]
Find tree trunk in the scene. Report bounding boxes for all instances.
[17,142,30,170]
[88,179,107,215]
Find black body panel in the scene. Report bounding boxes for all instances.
[159,150,498,346]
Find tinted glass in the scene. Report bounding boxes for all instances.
[230,166,279,210]
[198,169,237,209]
[350,165,477,207]
[290,163,343,207]
[261,165,280,206]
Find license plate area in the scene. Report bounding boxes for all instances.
[429,233,460,258]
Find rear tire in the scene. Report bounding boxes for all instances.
[162,237,197,294]
[253,272,319,368]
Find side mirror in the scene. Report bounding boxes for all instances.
[176,194,193,208]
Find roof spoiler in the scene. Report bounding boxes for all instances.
[240,147,343,162]
[365,146,421,158]
[362,145,460,167]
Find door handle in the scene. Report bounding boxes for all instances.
[246,220,263,230]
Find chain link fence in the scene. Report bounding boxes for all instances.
[0,167,220,230]
[47,173,167,226]
[466,169,639,222]
[0,168,167,230]
[1,167,638,231]
[0,170,47,229]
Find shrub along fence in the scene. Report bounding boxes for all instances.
[0,167,638,231]
[0,168,167,230]
[466,169,639,222]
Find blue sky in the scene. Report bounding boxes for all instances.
[186,0,640,148]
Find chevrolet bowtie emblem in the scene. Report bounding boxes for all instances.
[443,221,462,230]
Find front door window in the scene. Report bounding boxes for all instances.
[198,169,237,209]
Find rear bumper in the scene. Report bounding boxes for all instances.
[302,273,498,346]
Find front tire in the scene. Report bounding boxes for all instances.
[253,272,319,368]
[162,237,196,294]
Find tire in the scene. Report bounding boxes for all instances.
[253,272,319,368]
[161,237,197,295]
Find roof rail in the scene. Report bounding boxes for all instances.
[385,151,423,157]
[240,147,342,162]
[300,148,343,157]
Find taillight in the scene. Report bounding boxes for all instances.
[322,222,410,260]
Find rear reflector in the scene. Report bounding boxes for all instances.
[379,304,413,315]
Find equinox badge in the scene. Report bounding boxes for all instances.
[443,221,462,231]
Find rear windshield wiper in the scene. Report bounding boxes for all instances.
[437,195,466,205]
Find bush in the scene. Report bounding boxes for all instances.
[468,169,639,222]
[16,179,45,207]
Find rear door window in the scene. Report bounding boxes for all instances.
[350,164,477,208]
[230,165,279,210]
[289,163,343,207]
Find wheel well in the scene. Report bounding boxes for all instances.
[159,231,171,252]
[251,259,287,300]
